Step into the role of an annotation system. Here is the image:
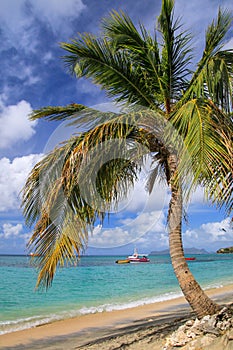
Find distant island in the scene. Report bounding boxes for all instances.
[150,247,209,255]
[216,246,233,254]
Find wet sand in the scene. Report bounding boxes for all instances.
[0,284,232,350]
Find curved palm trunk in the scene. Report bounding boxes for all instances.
[167,154,219,318]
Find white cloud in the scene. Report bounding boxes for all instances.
[200,218,233,241]
[115,176,206,217]
[0,1,26,31]
[21,66,41,86]
[136,231,169,250]
[0,0,87,97]
[29,0,86,34]
[0,222,32,251]
[89,210,166,248]
[76,79,103,98]
[0,1,36,52]
[0,223,23,238]
[90,227,131,247]
[0,154,44,212]
[0,0,86,45]
[32,0,86,17]
[120,211,165,232]
[87,162,225,249]
[89,210,233,251]
[43,51,53,64]
[183,217,233,249]
[0,99,37,149]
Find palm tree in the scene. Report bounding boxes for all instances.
[22,0,232,318]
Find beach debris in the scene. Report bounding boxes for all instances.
[163,304,233,349]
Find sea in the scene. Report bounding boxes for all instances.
[0,254,232,335]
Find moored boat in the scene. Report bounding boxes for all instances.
[127,248,150,263]
[28,252,40,257]
[185,257,196,261]
[115,259,130,264]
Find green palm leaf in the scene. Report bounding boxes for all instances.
[180,8,233,105]
[61,35,155,107]
[158,0,192,107]
[102,10,163,104]
[172,98,232,209]
[30,104,86,121]
[205,51,233,112]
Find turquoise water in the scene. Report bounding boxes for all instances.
[0,254,232,334]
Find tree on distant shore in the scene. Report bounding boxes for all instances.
[22,0,232,318]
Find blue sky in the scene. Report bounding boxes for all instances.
[0,0,232,255]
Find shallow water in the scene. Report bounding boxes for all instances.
[0,254,232,334]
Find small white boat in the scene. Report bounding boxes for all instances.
[127,248,150,263]
[28,252,40,257]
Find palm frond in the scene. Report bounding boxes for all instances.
[61,35,155,107]
[206,172,232,213]
[205,8,232,56]
[20,116,143,287]
[205,51,233,113]
[179,8,233,105]
[102,10,150,51]
[171,98,232,211]
[30,213,87,289]
[158,0,193,107]
[30,103,124,135]
[22,146,67,226]
[23,108,175,288]
[146,160,168,194]
[102,10,164,104]
[30,104,87,121]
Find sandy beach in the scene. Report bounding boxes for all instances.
[0,284,232,350]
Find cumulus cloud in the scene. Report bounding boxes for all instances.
[113,175,206,217]
[89,210,232,251]
[0,223,23,239]
[0,0,86,101]
[136,231,169,250]
[118,178,169,214]
[29,0,86,34]
[0,1,37,53]
[87,167,221,249]
[0,0,86,45]
[183,217,233,250]
[0,222,32,253]
[89,210,166,248]
[0,154,44,212]
[0,99,37,149]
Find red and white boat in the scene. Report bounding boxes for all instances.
[127,248,150,263]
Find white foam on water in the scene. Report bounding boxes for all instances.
[0,291,183,335]
[1,281,231,335]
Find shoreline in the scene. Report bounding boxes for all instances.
[0,284,232,349]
